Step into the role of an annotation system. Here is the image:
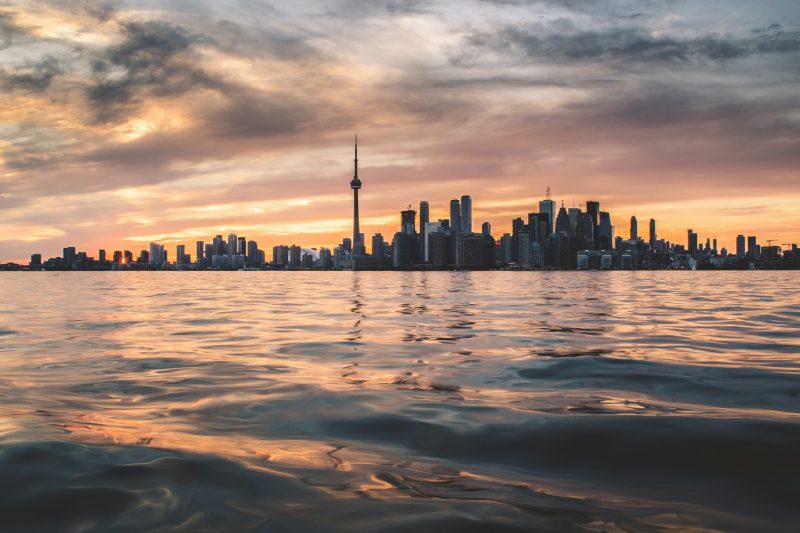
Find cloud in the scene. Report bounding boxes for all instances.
[86,20,219,121]
[0,55,63,92]
[461,22,800,65]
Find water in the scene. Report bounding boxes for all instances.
[0,271,798,532]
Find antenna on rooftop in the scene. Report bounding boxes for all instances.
[546,186,551,200]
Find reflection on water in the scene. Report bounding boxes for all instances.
[0,271,799,532]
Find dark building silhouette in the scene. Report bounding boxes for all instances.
[555,204,571,235]
[586,200,600,249]
[351,136,362,251]
[649,219,656,248]
[688,229,698,255]
[598,212,613,250]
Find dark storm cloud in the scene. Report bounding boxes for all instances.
[462,22,800,65]
[87,20,221,121]
[0,56,62,92]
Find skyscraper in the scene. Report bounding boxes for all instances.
[481,222,491,237]
[555,204,571,235]
[688,229,698,255]
[401,209,416,235]
[598,212,613,250]
[449,199,460,234]
[460,195,472,234]
[227,233,237,258]
[747,236,757,256]
[351,135,362,249]
[736,235,745,257]
[539,197,555,237]
[630,216,638,241]
[371,233,384,258]
[419,201,429,261]
[196,241,204,265]
[649,219,656,248]
[586,201,600,250]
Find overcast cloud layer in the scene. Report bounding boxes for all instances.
[1,0,799,260]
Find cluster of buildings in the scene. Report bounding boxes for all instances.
[6,140,799,271]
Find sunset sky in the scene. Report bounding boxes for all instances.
[1,0,799,261]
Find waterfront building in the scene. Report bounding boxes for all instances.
[539,198,555,237]
[649,219,656,248]
[736,235,745,257]
[460,195,472,235]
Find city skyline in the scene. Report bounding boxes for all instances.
[12,138,798,271]
[1,1,799,263]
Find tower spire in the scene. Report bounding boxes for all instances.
[350,135,362,251]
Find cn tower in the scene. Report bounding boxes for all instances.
[350,134,362,248]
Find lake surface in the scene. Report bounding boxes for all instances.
[0,271,798,532]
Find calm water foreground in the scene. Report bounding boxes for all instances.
[0,271,798,532]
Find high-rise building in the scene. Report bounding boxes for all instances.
[460,195,472,234]
[247,240,258,267]
[511,217,526,263]
[319,247,333,269]
[63,247,76,268]
[196,241,204,264]
[736,235,745,257]
[177,244,187,264]
[481,222,491,237]
[30,254,42,269]
[227,233,237,258]
[539,198,555,237]
[598,212,613,250]
[272,245,289,265]
[649,219,656,248]
[149,243,165,266]
[371,233,384,257]
[586,201,600,250]
[419,201,429,260]
[289,245,302,268]
[630,216,638,241]
[747,236,757,256]
[450,199,461,267]
[575,213,594,249]
[555,204,571,235]
[449,199,460,234]
[688,229,698,255]
[423,221,445,262]
[238,236,246,257]
[568,207,581,235]
[351,135,362,249]
[401,209,416,235]
[98,249,106,263]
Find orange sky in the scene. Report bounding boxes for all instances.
[1,1,799,262]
